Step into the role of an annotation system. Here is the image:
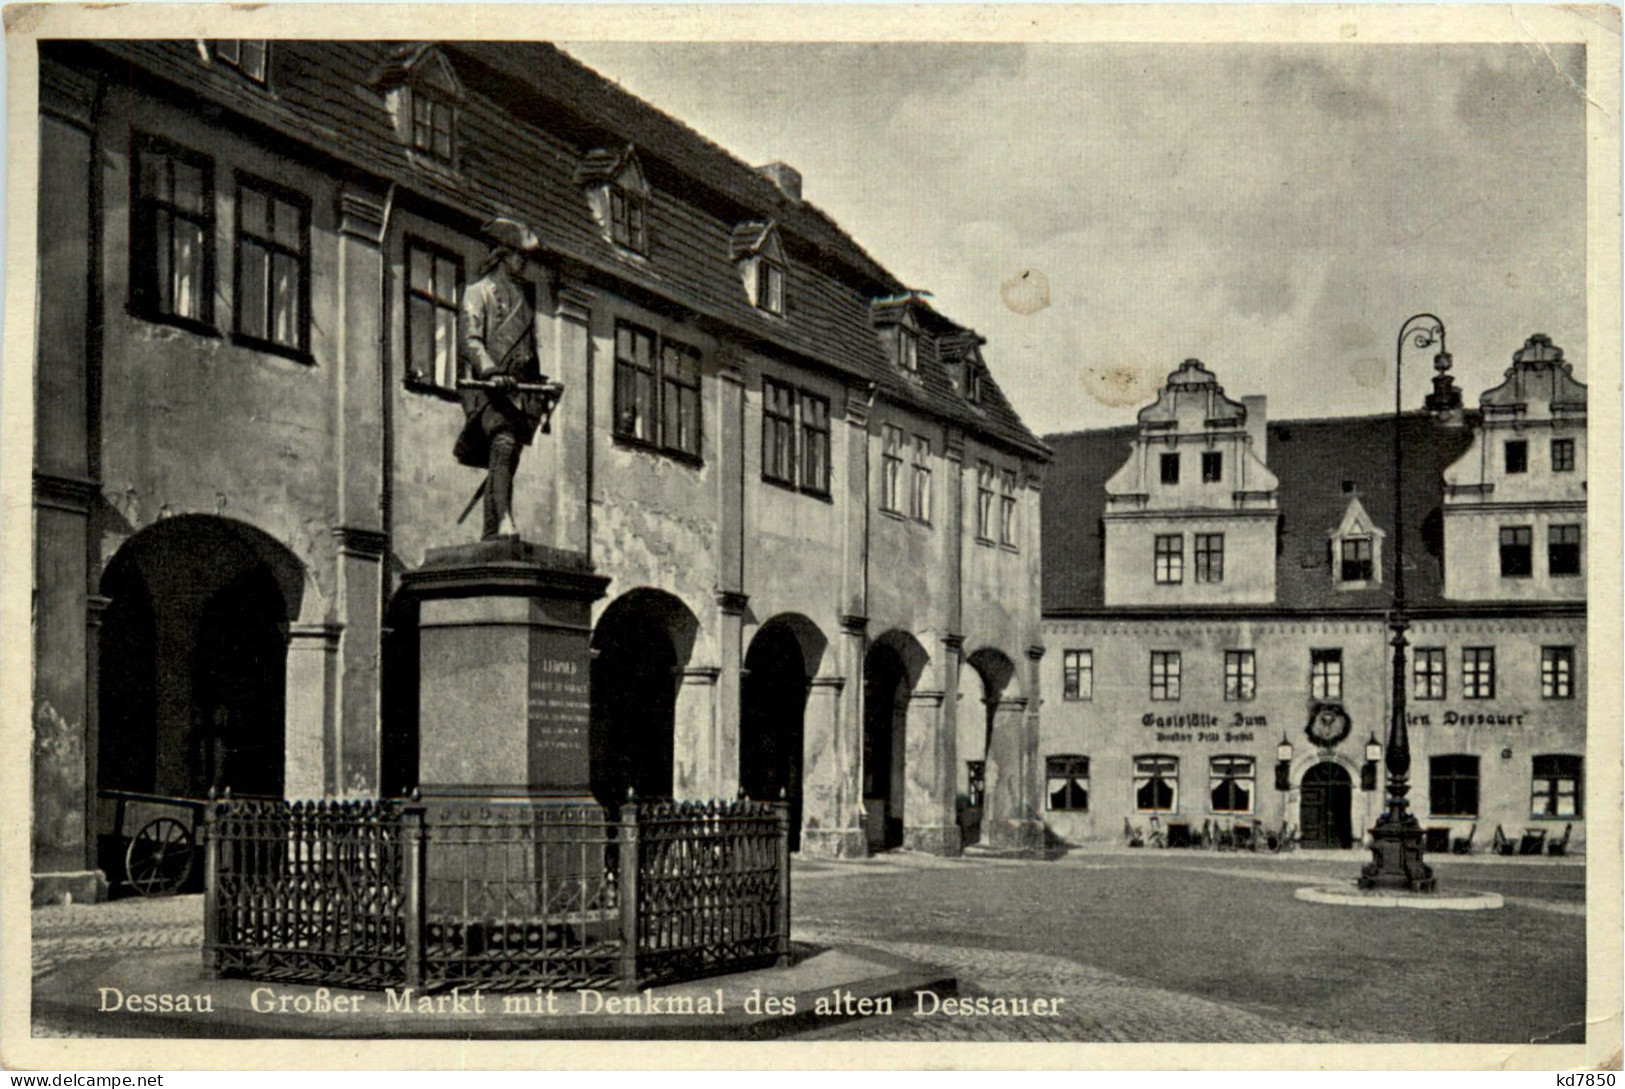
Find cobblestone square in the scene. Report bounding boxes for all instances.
[31,850,1584,1044]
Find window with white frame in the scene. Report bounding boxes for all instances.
[1340,537,1373,582]
[233,174,309,357]
[1194,533,1224,583]
[1224,650,1255,701]
[909,435,933,523]
[1062,650,1093,701]
[1154,534,1184,584]
[881,425,905,514]
[1046,756,1089,811]
[1541,646,1575,700]
[613,322,700,460]
[975,460,995,541]
[1414,647,1446,700]
[1150,651,1181,701]
[1310,648,1342,701]
[1134,755,1178,813]
[999,469,1019,547]
[1531,754,1581,818]
[405,239,461,391]
[1462,647,1495,699]
[894,325,919,373]
[1209,756,1255,813]
[131,136,214,329]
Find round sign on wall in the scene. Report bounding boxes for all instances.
[1306,703,1352,749]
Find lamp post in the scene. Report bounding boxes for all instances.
[1358,314,1443,892]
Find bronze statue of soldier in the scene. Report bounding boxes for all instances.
[453,218,558,540]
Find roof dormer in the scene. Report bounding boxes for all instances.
[576,145,649,255]
[1328,493,1385,590]
[730,220,785,315]
[872,293,933,377]
[938,331,988,404]
[371,44,465,171]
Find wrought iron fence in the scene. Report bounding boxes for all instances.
[203,794,789,992]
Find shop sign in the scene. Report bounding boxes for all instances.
[1140,711,1268,744]
[1405,709,1529,728]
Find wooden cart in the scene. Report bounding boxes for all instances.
[97,789,211,897]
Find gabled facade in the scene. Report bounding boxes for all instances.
[1102,359,1279,606]
[1040,349,1585,854]
[1443,334,1587,602]
[31,40,1050,900]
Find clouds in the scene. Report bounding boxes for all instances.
[561,41,1587,435]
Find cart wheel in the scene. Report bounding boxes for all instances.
[125,817,195,897]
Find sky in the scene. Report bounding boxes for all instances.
[559,41,1589,438]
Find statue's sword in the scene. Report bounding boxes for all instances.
[453,378,567,526]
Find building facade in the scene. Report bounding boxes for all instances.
[1040,345,1586,852]
[31,40,1049,899]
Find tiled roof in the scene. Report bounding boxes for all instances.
[1042,413,1481,615]
[69,39,1047,458]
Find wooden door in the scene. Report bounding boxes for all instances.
[1300,762,1354,848]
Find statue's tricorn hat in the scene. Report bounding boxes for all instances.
[483,216,540,253]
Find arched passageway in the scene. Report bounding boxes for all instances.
[589,589,697,807]
[97,516,303,873]
[862,630,928,853]
[379,590,420,798]
[740,615,826,851]
[958,647,1019,848]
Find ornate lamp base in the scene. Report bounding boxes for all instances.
[1359,816,1437,893]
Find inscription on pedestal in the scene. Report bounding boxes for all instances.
[527,626,593,791]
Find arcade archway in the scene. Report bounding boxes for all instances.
[97,516,304,835]
[862,630,928,853]
[959,647,1019,848]
[589,589,697,807]
[740,615,826,851]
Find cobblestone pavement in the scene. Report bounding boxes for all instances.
[29,851,1585,1042]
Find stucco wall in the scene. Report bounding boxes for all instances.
[1039,615,1586,850]
[95,89,340,615]
[1104,514,1278,606]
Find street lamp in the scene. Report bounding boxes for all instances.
[1358,314,1443,893]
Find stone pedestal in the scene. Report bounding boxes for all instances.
[402,539,613,923]
[1359,817,1437,893]
[401,538,610,800]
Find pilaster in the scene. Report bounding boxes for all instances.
[284,623,341,798]
[713,589,748,800]
[902,689,959,856]
[673,665,721,799]
[802,616,868,858]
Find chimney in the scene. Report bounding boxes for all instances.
[1242,395,1268,465]
[757,161,802,203]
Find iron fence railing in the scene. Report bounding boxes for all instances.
[203,794,789,992]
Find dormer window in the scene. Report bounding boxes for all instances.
[731,221,786,315]
[579,146,650,256]
[756,259,784,314]
[895,326,918,373]
[966,364,984,404]
[1340,538,1373,582]
[213,41,268,84]
[372,45,465,172]
[1329,494,1385,589]
[411,88,456,163]
[610,185,646,251]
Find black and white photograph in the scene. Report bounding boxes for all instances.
[5,3,1620,1071]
